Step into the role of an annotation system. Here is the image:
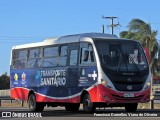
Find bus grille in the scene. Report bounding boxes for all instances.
[113,82,144,91]
[107,74,148,92]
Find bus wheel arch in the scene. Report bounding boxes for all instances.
[28,90,35,102]
[81,90,96,113]
[28,90,44,112]
[80,90,89,103]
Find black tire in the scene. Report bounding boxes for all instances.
[28,94,44,112]
[125,103,138,112]
[65,103,80,111]
[83,94,96,113]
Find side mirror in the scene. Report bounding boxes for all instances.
[83,50,89,62]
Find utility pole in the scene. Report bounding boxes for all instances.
[102,16,120,35]
[102,24,104,33]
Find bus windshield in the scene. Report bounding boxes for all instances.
[95,40,148,75]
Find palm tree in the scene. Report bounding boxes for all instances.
[120,18,159,76]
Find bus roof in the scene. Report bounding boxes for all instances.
[12,33,118,50]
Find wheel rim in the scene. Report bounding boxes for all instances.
[29,96,35,109]
[84,99,90,110]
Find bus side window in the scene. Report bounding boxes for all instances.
[12,50,27,69]
[59,46,67,66]
[12,51,18,68]
[90,51,94,62]
[89,45,94,62]
[81,44,95,64]
[70,49,78,66]
[28,49,41,68]
[42,47,58,67]
[82,50,89,62]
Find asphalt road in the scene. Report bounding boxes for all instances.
[0,107,159,120]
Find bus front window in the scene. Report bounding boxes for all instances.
[95,40,148,75]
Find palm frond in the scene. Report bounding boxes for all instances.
[120,18,159,75]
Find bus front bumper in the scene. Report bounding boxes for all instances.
[96,84,150,103]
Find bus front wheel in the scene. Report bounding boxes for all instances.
[125,103,138,112]
[28,94,44,112]
[83,94,95,113]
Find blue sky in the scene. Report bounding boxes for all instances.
[0,0,160,75]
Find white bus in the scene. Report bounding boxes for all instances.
[10,33,151,112]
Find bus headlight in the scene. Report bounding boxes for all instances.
[101,79,112,88]
[101,79,106,85]
[145,82,151,89]
[147,82,151,87]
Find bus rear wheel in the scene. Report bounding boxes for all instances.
[28,94,44,112]
[125,103,138,112]
[83,94,95,113]
[65,103,80,111]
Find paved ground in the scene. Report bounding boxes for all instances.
[0,107,159,120]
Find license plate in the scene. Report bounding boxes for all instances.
[124,93,134,98]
